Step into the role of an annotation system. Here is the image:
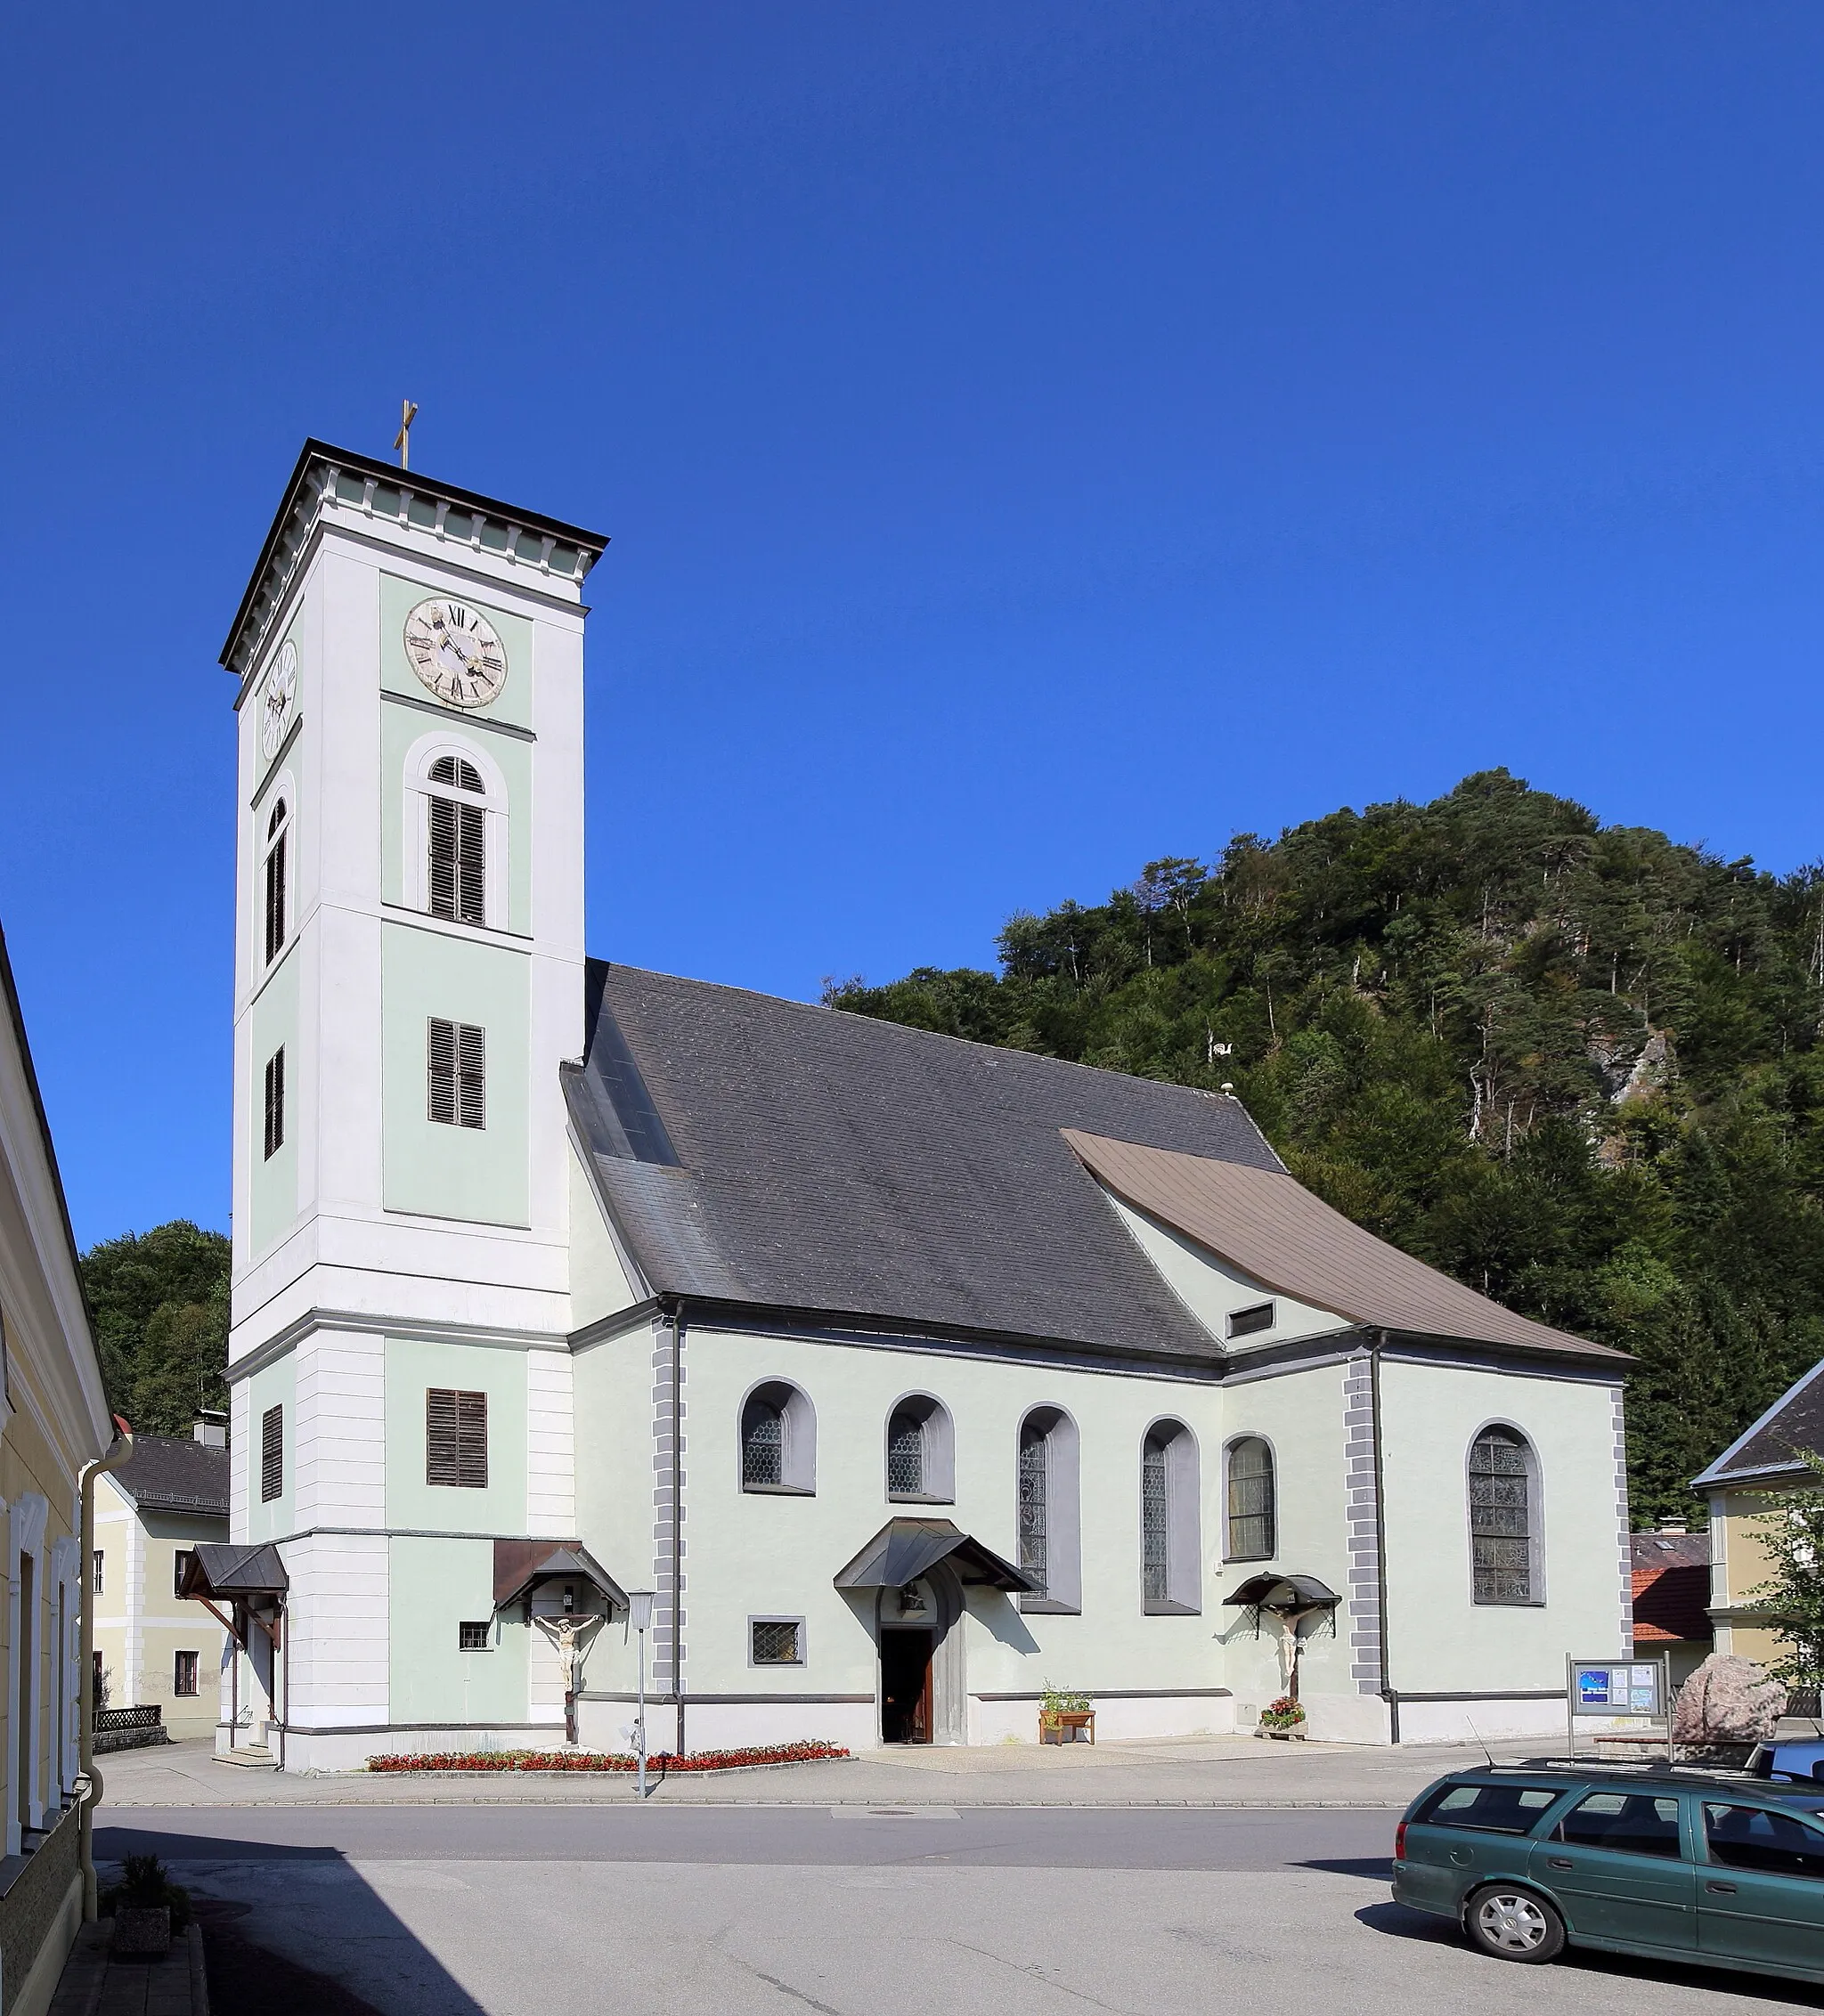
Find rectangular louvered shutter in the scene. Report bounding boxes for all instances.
[428,1020,484,1128]
[457,803,486,923]
[264,833,287,962]
[428,799,458,917]
[263,1047,285,1160]
[428,1018,457,1124]
[427,1387,488,1488]
[458,1022,485,1128]
[261,1403,282,1502]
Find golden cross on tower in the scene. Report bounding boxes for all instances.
[394,398,419,470]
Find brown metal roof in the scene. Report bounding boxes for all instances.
[1061,1129,1623,1362]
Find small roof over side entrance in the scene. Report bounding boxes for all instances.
[493,1540,628,1616]
[835,1518,1037,1594]
[180,1542,289,1599]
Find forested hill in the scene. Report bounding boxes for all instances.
[828,770,1824,1525]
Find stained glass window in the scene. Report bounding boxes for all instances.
[1018,1420,1048,1595]
[1470,1427,1534,1604]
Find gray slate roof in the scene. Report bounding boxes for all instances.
[566,962,1284,1362]
[1693,1359,1824,1489]
[110,1435,229,1517]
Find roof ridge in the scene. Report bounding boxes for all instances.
[597,958,1265,1112]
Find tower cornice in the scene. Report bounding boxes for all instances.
[220,438,609,683]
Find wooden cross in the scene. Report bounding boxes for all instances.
[394,398,419,470]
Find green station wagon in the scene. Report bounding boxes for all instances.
[1393,1765,1824,1983]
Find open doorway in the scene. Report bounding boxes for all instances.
[880,1628,933,1744]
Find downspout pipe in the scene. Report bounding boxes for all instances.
[77,1416,134,1920]
[668,1298,686,1758]
[1368,1337,1397,1744]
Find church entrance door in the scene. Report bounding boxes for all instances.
[880,1629,934,1744]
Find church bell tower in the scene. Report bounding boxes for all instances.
[218,442,607,1767]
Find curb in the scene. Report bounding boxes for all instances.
[101,1794,1408,1811]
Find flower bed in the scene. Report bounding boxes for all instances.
[365,1739,851,1774]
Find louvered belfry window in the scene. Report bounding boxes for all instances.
[260,1404,282,1502]
[1018,1419,1048,1596]
[263,801,288,963]
[426,1387,489,1489]
[428,757,486,925]
[263,1047,285,1160]
[1470,1427,1534,1604]
[428,1019,485,1128]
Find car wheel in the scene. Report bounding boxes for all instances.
[1463,1887,1566,1964]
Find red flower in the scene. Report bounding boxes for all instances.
[365,1740,851,1775]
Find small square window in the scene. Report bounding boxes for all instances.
[173,1651,200,1697]
[1227,1301,1275,1339]
[749,1618,803,1666]
[458,1622,492,1652]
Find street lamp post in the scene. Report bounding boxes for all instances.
[628,1590,656,1799]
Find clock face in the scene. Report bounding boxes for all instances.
[260,639,297,760]
[403,597,508,710]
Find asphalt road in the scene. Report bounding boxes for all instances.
[100,1806,1824,2016]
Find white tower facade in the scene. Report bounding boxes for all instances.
[221,443,607,1767]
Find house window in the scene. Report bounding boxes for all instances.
[92,1550,103,1596]
[884,1395,954,1502]
[1018,1419,1047,1592]
[749,1618,804,1665]
[260,1404,283,1502]
[263,798,289,963]
[428,1018,485,1128]
[1470,1426,1536,1605]
[1226,1437,1275,1561]
[1227,1300,1275,1339]
[1141,1419,1201,1614]
[173,1651,200,1697]
[739,1380,816,1493]
[263,1047,285,1160]
[428,757,486,925]
[458,1622,492,1651]
[173,1551,195,1599]
[426,1387,488,1489]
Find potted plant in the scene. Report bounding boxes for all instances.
[106,1853,191,1957]
[1038,1685,1095,1744]
[1257,1695,1307,1741]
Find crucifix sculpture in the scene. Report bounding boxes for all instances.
[533,1611,603,1745]
[394,398,419,470]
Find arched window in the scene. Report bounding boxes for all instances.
[1469,1425,1539,1605]
[884,1395,954,1504]
[404,736,508,929]
[1017,1406,1081,1614]
[739,1380,815,1493]
[263,794,291,965]
[1226,1437,1275,1562]
[1141,1419,1201,1614]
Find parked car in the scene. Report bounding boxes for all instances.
[1393,1764,1824,1984]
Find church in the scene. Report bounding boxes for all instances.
[208,441,1633,1768]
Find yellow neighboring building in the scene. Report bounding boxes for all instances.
[0,923,118,2016]
[92,1433,228,1742]
[1692,1361,1824,1672]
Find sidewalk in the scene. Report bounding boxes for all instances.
[96,1734,1531,1810]
[47,1920,206,2016]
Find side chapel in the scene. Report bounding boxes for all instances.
[207,443,1633,1767]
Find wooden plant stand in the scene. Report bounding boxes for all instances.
[1039,1710,1095,1745]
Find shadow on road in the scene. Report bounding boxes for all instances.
[1355,1899,1824,2008]
[97,1828,487,2016]
[1295,1857,1394,1880]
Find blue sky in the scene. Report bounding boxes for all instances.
[6,2,1824,1247]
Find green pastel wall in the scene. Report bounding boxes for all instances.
[379,572,534,733]
[388,1535,530,1726]
[243,1353,297,1546]
[384,1336,528,1536]
[380,923,529,1224]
